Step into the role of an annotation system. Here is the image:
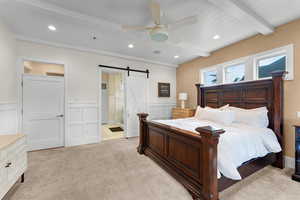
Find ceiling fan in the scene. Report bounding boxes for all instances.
[122,0,198,42]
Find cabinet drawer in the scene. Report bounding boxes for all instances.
[0,150,6,162]
[0,160,8,194]
[0,135,27,200]
[0,160,7,179]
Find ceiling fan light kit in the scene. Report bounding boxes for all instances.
[122,1,197,43]
[150,28,168,42]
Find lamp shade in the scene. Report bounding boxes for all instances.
[179,93,188,101]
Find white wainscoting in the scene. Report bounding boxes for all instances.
[148,103,176,120]
[67,102,174,146]
[0,102,18,135]
[285,156,295,169]
[67,102,99,146]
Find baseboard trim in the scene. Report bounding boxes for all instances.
[285,156,295,169]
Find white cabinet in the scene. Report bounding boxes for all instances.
[0,135,27,199]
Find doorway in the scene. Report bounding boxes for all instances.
[101,71,125,141]
[21,60,65,151]
[99,68,149,141]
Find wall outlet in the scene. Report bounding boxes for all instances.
[297,112,300,118]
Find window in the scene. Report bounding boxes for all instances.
[224,63,245,83]
[257,54,286,79]
[203,70,217,85]
[199,44,293,85]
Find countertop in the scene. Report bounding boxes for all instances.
[0,134,25,150]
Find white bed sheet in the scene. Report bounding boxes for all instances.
[153,118,282,180]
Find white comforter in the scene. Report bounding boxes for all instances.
[153,118,282,180]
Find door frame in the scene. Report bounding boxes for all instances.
[98,68,128,141]
[17,57,68,147]
[98,68,149,141]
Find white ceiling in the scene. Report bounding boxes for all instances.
[1,0,300,67]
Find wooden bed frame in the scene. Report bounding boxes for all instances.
[137,71,286,200]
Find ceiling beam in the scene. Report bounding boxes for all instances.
[207,0,274,35]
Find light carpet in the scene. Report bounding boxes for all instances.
[8,138,300,200]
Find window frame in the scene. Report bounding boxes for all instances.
[253,44,293,80]
[255,53,286,80]
[199,44,294,86]
[200,66,219,86]
[223,61,247,84]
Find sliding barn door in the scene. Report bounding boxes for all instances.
[125,72,148,137]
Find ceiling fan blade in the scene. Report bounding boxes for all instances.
[168,15,198,30]
[122,25,153,31]
[150,0,161,25]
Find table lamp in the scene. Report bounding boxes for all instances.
[179,93,188,109]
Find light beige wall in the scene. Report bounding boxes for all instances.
[0,20,16,102]
[17,40,177,104]
[177,19,300,158]
[24,61,64,76]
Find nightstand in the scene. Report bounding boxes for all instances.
[172,108,195,119]
[292,125,300,182]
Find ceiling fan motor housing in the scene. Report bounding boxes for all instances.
[149,27,169,42]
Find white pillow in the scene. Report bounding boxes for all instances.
[194,104,229,117]
[226,106,269,128]
[194,106,201,118]
[228,106,268,112]
[205,104,229,111]
[195,107,235,126]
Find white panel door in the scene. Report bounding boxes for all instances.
[22,74,64,151]
[126,72,148,138]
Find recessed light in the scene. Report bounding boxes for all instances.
[48,25,56,31]
[153,50,161,54]
[128,44,134,48]
[213,34,220,40]
[174,55,179,59]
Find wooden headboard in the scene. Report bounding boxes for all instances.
[195,71,286,167]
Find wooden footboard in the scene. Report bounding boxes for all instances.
[137,113,224,200]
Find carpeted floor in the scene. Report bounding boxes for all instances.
[8,138,300,200]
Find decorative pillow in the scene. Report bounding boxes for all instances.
[226,106,269,128]
[195,107,235,126]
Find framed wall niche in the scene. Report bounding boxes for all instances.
[158,82,170,97]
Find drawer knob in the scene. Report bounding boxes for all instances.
[5,162,12,168]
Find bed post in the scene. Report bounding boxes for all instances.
[137,113,149,154]
[195,84,204,107]
[271,71,286,169]
[196,126,225,200]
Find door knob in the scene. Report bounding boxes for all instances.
[56,114,64,118]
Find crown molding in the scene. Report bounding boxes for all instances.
[16,35,178,68]
[15,0,210,57]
